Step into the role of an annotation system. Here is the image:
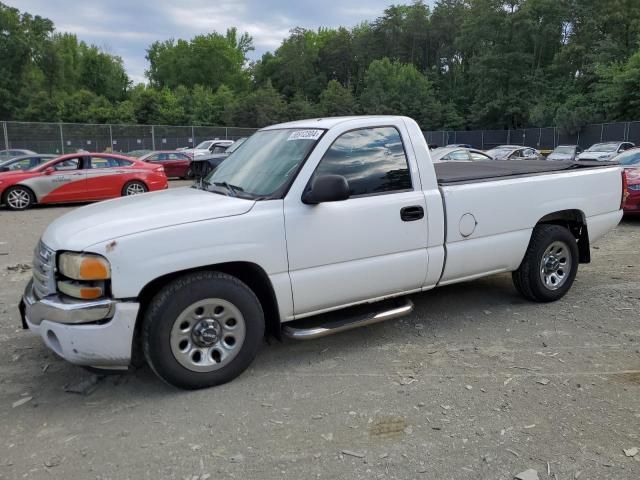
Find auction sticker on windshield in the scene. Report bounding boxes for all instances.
[287,130,323,141]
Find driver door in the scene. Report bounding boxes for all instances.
[283,125,429,317]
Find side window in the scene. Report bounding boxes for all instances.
[470,151,491,161]
[314,127,412,197]
[146,154,160,161]
[449,150,471,161]
[211,146,227,154]
[89,157,133,169]
[168,153,185,160]
[54,158,80,171]
[8,158,32,170]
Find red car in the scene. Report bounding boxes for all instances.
[0,153,168,210]
[137,151,192,178]
[623,167,640,216]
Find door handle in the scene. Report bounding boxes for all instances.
[400,206,424,222]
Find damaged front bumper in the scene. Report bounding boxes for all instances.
[20,281,139,368]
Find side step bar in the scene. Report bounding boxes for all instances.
[283,298,414,340]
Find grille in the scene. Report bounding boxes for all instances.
[32,241,56,299]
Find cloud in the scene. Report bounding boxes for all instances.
[6,0,399,83]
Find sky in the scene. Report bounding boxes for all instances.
[9,0,401,84]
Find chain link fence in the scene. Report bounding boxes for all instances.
[424,122,640,151]
[0,121,258,154]
[3,120,640,155]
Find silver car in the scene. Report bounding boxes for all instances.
[577,141,635,161]
[547,145,582,161]
[485,145,544,161]
[431,147,494,162]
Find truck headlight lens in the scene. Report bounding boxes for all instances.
[58,252,111,280]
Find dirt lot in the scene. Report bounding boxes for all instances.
[0,184,638,480]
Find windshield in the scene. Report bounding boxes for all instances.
[553,146,574,154]
[226,137,247,154]
[195,141,213,150]
[203,128,323,199]
[586,143,618,152]
[616,149,640,166]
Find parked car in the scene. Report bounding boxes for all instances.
[0,153,167,210]
[611,147,640,167]
[126,149,152,158]
[189,137,248,179]
[19,115,624,389]
[181,140,234,158]
[138,151,192,179]
[445,143,473,148]
[485,145,544,161]
[547,145,582,161]
[577,141,635,161]
[0,149,37,162]
[0,154,57,172]
[431,147,493,162]
[623,167,640,215]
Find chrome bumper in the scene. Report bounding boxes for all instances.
[21,281,139,367]
[22,280,116,326]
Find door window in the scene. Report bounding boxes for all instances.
[54,158,80,171]
[470,151,492,161]
[89,157,133,168]
[314,127,412,197]
[168,153,187,160]
[444,150,471,162]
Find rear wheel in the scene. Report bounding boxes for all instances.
[512,225,579,302]
[142,271,265,389]
[4,186,34,210]
[122,181,147,196]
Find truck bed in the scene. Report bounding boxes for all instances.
[434,160,616,185]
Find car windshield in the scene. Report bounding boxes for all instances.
[203,128,323,199]
[586,143,618,152]
[616,150,640,166]
[553,146,574,154]
[225,138,247,154]
[195,141,213,150]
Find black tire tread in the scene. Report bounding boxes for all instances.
[512,224,578,303]
[142,270,264,389]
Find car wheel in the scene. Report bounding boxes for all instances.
[184,167,193,179]
[122,181,148,196]
[512,225,579,302]
[142,271,265,389]
[4,186,35,210]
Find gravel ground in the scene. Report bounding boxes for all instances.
[0,184,638,480]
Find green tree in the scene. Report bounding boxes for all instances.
[230,82,286,127]
[319,80,357,116]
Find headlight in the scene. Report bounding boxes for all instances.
[58,252,111,280]
[57,281,104,300]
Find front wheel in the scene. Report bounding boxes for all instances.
[4,186,34,210]
[512,225,579,302]
[142,271,265,389]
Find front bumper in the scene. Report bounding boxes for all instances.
[21,281,139,367]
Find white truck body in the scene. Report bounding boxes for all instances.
[21,116,624,381]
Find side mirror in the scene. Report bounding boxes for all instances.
[302,174,350,205]
[44,166,55,175]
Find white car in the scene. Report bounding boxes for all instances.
[181,139,234,157]
[578,141,635,161]
[20,116,624,389]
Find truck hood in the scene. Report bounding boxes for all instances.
[42,187,255,251]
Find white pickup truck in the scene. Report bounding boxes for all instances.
[20,116,625,389]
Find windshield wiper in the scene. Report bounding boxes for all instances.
[214,181,244,197]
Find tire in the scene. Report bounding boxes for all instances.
[121,180,148,196]
[142,271,265,389]
[512,224,579,302]
[184,166,193,180]
[3,185,35,210]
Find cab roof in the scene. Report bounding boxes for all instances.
[261,116,408,131]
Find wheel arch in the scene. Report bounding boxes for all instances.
[134,261,281,346]
[536,209,590,263]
